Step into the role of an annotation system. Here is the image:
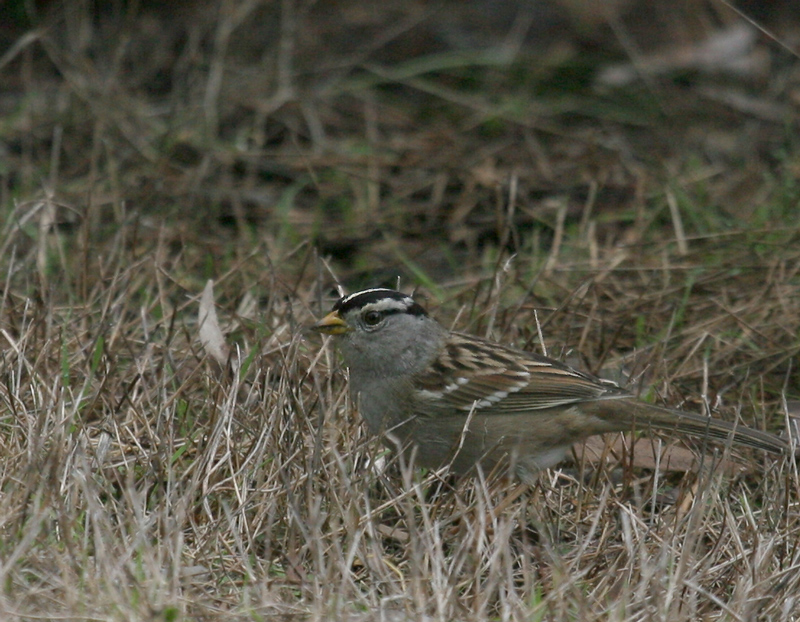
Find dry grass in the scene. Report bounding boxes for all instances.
[1,215,799,621]
[2,1,800,620]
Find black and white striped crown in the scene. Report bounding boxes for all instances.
[332,288,428,317]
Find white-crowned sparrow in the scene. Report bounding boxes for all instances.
[313,288,789,480]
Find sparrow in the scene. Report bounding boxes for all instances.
[313,288,789,480]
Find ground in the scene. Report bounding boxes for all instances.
[1,1,800,620]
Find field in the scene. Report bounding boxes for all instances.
[1,1,800,620]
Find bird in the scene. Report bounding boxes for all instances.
[312,287,789,481]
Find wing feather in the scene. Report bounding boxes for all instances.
[414,332,628,414]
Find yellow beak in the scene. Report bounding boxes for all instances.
[312,310,350,335]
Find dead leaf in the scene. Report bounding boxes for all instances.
[575,435,746,475]
[198,280,230,365]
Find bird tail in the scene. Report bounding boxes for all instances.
[586,397,789,455]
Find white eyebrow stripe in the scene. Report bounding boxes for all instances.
[363,298,414,313]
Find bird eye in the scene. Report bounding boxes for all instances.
[363,310,383,326]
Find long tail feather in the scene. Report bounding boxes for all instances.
[588,398,789,454]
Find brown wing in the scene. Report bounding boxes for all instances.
[414,332,628,414]
[411,333,789,455]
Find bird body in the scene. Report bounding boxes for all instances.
[313,288,788,480]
